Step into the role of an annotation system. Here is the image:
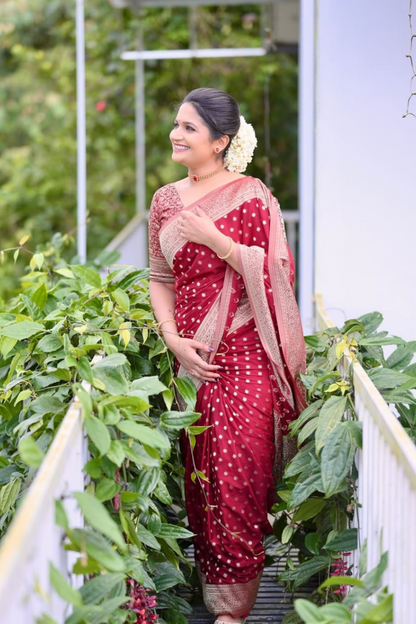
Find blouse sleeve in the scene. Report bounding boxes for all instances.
[148,191,175,283]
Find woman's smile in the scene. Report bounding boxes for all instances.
[172,143,190,152]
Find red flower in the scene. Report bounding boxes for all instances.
[95,100,107,112]
[124,580,159,624]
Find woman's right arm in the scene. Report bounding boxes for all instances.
[149,280,221,382]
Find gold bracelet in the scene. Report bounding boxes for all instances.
[157,318,176,328]
[217,236,234,260]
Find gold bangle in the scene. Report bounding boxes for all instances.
[217,236,234,260]
[157,318,176,328]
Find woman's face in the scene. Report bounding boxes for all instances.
[170,102,220,169]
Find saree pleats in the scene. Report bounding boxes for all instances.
[148,177,306,618]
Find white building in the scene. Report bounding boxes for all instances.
[299,0,416,340]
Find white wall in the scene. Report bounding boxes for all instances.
[312,0,416,340]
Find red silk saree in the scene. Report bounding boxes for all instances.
[149,176,306,618]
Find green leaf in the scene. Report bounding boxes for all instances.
[74,492,126,551]
[304,533,322,555]
[361,551,388,593]
[116,269,144,291]
[289,400,323,436]
[315,395,348,454]
[298,417,319,446]
[163,609,189,624]
[318,575,364,590]
[106,440,126,467]
[71,265,102,288]
[386,345,415,371]
[49,562,83,607]
[78,356,94,384]
[292,498,326,523]
[74,383,92,417]
[282,612,303,624]
[359,594,393,624]
[18,436,45,468]
[15,389,32,404]
[65,596,129,624]
[160,410,201,429]
[284,441,315,478]
[357,311,383,335]
[323,528,357,552]
[294,599,326,623]
[148,514,162,535]
[304,335,328,353]
[158,524,195,540]
[79,572,126,605]
[360,334,406,347]
[281,525,294,544]
[319,603,351,623]
[162,388,174,410]
[31,283,48,310]
[30,396,66,416]
[55,499,69,530]
[37,615,59,624]
[117,421,170,450]
[92,355,127,375]
[1,336,17,357]
[100,331,118,355]
[54,267,75,279]
[281,556,331,589]
[136,467,161,496]
[174,376,197,410]
[96,478,120,502]
[345,420,363,447]
[368,368,416,390]
[321,423,357,497]
[37,333,63,353]
[100,394,150,411]
[0,320,44,340]
[93,368,128,395]
[112,288,130,311]
[85,417,112,455]
[381,388,416,405]
[136,522,161,550]
[131,376,167,396]
[153,562,186,591]
[154,480,172,505]
[0,478,21,514]
[288,472,324,510]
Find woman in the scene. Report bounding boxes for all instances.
[148,88,306,623]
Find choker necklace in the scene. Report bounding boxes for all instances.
[188,164,225,182]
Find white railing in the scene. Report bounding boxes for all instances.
[315,295,416,623]
[0,395,88,622]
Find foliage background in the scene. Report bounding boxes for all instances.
[0,0,298,297]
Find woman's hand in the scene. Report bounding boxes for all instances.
[170,337,222,382]
[178,206,222,248]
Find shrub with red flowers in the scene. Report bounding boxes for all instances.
[126,580,159,624]
[330,551,351,599]
[95,100,107,112]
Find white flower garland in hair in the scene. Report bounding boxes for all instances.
[223,115,257,173]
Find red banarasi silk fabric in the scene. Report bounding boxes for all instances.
[148,176,306,618]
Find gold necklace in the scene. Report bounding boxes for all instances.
[188,164,224,182]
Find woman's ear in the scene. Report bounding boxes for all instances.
[216,135,230,153]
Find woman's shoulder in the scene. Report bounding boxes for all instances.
[152,182,176,201]
[240,176,274,203]
[150,182,178,211]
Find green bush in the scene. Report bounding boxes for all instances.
[0,234,199,623]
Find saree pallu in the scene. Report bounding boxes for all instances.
[149,177,306,618]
